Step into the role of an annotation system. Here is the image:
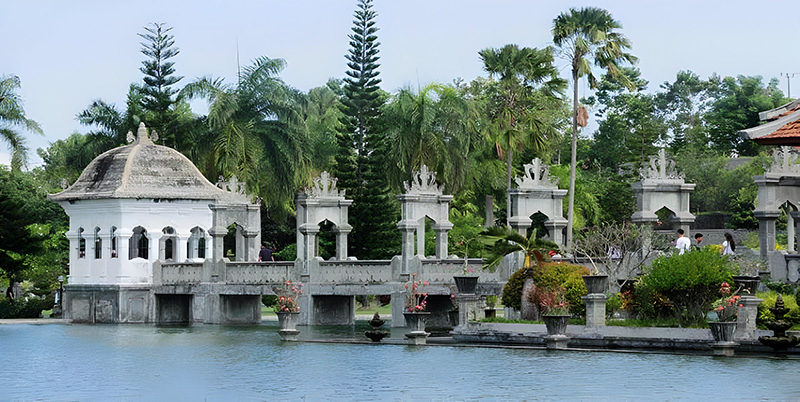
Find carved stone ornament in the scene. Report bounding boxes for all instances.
[768,146,800,175]
[515,158,558,189]
[403,165,443,195]
[306,171,345,197]
[216,175,246,195]
[639,148,684,180]
[127,130,135,143]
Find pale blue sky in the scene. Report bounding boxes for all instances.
[3,0,799,167]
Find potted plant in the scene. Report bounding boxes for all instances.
[273,280,303,341]
[707,282,740,343]
[539,287,570,336]
[453,236,479,294]
[403,273,430,344]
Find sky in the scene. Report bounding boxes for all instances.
[4,0,800,168]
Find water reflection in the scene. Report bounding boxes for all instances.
[4,322,800,400]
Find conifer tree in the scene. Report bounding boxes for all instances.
[138,22,183,147]
[336,0,399,259]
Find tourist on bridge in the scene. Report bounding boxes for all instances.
[259,243,275,262]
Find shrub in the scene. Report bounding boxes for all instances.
[502,262,589,316]
[0,296,55,319]
[273,243,297,261]
[634,249,736,325]
[261,295,278,308]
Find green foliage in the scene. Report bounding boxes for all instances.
[138,22,183,147]
[501,267,529,311]
[532,262,590,316]
[480,225,558,272]
[261,294,278,308]
[757,292,800,327]
[0,296,54,319]
[634,249,736,325]
[273,243,297,262]
[0,74,43,170]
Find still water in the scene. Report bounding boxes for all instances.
[4,322,800,401]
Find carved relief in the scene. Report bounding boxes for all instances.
[305,171,345,197]
[216,175,246,195]
[403,165,443,195]
[768,146,800,175]
[639,149,684,180]
[515,158,558,189]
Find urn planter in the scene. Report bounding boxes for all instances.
[582,275,608,295]
[403,312,431,345]
[732,275,760,295]
[542,314,570,336]
[453,276,479,294]
[709,321,737,342]
[277,312,301,341]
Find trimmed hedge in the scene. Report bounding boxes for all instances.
[0,296,55,319]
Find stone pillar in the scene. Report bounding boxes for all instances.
[755,211,779,261]
[582,294,608,327]
[391,290,407,328]
[734,295,763,341]
[335,225,351,260]
[455,294,480,327]
[241,230,259,261]
[397,222,416,275]
[790,211,800,253]
[416,221,425,257]
[484,195,494,228]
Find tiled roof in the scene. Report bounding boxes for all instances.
[740,100,800,144]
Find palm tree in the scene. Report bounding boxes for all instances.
[0,75,43,169]
[180,56,308,215]
[478,44,565,192]
[552,7,637,250]
[479,225,558,272]
[382,83,478,193]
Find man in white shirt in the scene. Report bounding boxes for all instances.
[675,229,691,255]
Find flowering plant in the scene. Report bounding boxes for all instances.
[273,280,303,313]
[404,273,429,312]
[708,282,742,322]
[534,286,570,316]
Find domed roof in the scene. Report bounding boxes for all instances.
[49,123,248,203]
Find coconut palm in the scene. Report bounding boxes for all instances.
[0,75,43,169]
[180,56,308,214]
[478,44,565,192]
[552,7,637,249]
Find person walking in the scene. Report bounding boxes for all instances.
[693,233,704,250]
[675,229,691,255]
[722,233,736,256]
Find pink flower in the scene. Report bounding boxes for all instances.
[423,281,429,286]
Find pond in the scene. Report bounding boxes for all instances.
[4,322,800,401]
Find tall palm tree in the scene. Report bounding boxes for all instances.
[0,75,43,169]
[180,56,308,215]
[553,7,637,250]
[478,44,565,192]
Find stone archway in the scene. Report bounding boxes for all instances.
[296,172,353,264]
[397,166,453,273]
[631,149,695,233]
[507,159,567,246]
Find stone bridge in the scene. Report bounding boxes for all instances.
[153,256,511,327]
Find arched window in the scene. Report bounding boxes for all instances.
[110,226,118,258]
[78,227,86,259]
[162,227,176,261]
[187,227,207,259]
[130,226,148,259]
[94,227,102,259]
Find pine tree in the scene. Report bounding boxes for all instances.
[138,22,183,147]
[336,0,399,259]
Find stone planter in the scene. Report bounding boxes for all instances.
[709,321,737,342]
[709,321,738,356]
[582,275,608,295]
[542,314,570,336]
[732,275,760,295]
[403,312,431,345]
[453,275,478,294]
[277,312,300,341]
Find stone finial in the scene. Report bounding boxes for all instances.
[515,158,558,189]
[60,178,69,190]
[216,175,246,195]
[768,146,800,174]
[126,130,135,143]
[403,165,443,195]
[639,149,683,180]
[306,171,345,197]
[150,129,159,143]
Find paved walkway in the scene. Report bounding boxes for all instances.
[0,318,69,325]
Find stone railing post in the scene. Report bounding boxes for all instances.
[735,295,763,341]
[582,294,608,327]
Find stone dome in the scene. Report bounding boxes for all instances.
[50,123,247,203]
